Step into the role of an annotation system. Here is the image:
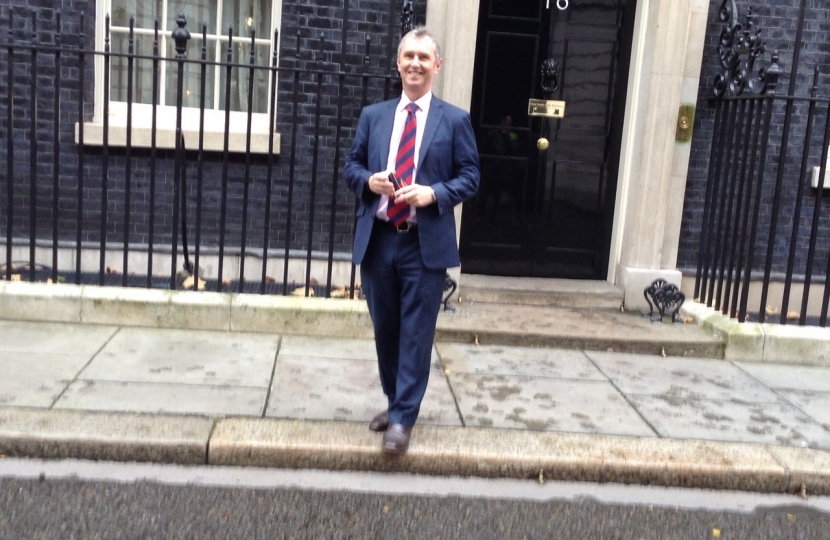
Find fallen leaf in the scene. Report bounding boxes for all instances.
[382,505,389,514]
[265,276,277,283]
[786,311,799,321]
[765,305,780,315]
[181,275,206,291]
[786,513,795,522]
[681,315,694,324]
[330,288,349,299]
[712,529,721,537]
[221,277,232,286]
[10,274,20,282]
[291,286,315,297]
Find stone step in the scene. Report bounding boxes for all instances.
[435,301,724,359]
[458,274,625,310]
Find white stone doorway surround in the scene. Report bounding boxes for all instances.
[426,0,709,310]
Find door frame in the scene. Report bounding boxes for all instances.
[460,0,636,280]
[426,0,709,305]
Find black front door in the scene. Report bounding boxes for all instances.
[460,0,636,279]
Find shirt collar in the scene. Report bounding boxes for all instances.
[397,91,432,115]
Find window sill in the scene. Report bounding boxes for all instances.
[75,122,281,155]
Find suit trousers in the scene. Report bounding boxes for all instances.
[360,222,446,427]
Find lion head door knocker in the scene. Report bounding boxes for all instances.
[540,58,560,97]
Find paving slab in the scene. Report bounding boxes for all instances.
[0,408,213,464]
[628,396,830,449]
[448,374,656,437]
[436,343,606,380]
[774,390,830,429]
[735,362,830,392]
[54,380,268,416]
[279,335,440,365]
[0,351,91,408]
[78,327,280,387]
[208,418,790,493]
[266,357,460,426]
[278,336,379,361]
[585,351,787,403]
[0,320,117,356]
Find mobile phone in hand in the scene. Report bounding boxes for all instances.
[388,172,401,190]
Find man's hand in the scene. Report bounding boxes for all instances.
[392,183,436,208]
[367,172,436,207]
[367,171,396,197]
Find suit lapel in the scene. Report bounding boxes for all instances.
[418,98,443,170]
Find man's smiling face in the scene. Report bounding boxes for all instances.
[397,34,442,101]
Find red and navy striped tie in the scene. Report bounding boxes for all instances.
[387,102,418,226]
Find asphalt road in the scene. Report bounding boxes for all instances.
[1,460,829,539]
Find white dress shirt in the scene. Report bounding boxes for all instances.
[375,92,432,223]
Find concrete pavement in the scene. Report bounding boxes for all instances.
[1,303,829,495]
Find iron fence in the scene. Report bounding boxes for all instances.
[0,7,411,298]
[694,2,830,327]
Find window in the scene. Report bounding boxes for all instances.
[81,0,282,153]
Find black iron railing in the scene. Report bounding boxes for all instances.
[695,1,830,327]
[0,7,412,298]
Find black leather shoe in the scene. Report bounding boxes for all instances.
[382,423,412,454]
[369,411,389,432]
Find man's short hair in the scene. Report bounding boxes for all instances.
[397,26,442,60]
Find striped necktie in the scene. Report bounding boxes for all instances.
[387,102,418,226]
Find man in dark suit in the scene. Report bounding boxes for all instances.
[344,27,480,454]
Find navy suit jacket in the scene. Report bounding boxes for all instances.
[344,96,480,270]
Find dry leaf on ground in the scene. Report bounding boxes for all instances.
[181,275,206,291]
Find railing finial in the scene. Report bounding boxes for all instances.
[401,0,414,35]
[172,12,190,59]
[713,1,778,98]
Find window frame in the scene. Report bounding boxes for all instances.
[80,0,282,153]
